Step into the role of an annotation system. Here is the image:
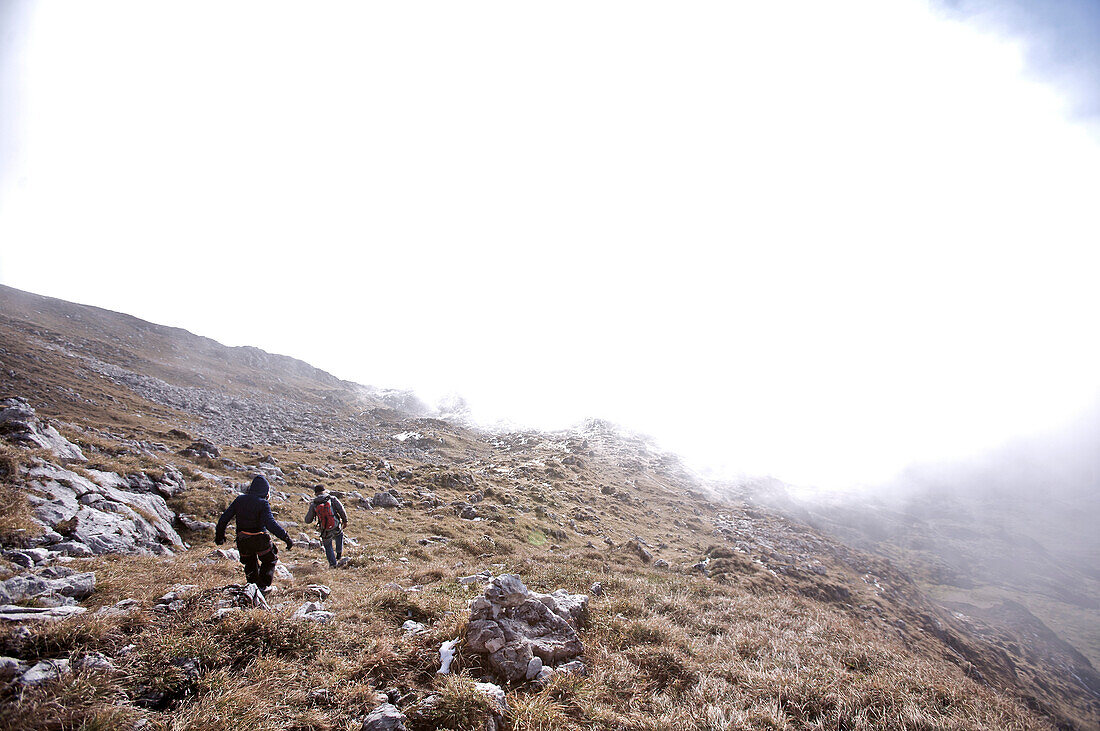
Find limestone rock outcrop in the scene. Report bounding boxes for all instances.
[0,397,85,461]
[23,461,183,555]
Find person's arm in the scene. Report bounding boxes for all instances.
[262,502,292,547]
[333,497,348,527]
[304,502,316,524]
[214,499,238,545]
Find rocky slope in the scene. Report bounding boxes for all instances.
[734,447,1100,729]
[0,284,1093,730]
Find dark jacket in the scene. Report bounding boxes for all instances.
[305,493,348,530]
[215,476,291,544]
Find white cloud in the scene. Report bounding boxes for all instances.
[2,0,1099,488]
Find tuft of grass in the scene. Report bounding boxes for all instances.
[628,647,699,694]
[364,588,448,626]
[0,614,139,662]
[408,674,500,730]
[0,671,138,731]
[506,692,579,731]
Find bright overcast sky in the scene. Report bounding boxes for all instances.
[2,1,1099,489]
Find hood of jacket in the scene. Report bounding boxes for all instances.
[247,475,270,498]
[311,493,331,506]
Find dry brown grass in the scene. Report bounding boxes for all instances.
[0,442,45,546]
[0,395,1064,731]
[2,512,1052,731]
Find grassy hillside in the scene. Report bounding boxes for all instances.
[0,285,1088,729]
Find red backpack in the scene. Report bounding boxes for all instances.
[315,499,337,531]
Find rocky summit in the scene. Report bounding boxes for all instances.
[0,283,1096,730]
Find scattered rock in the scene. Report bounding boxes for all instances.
[73,652,115,672]
[179,440,220,460]
[16,658,71,686]
[178,514,215,532]
[625,538,653,563]
[0,604,87,622]
[361,702,407,731]
[306,584,331,600]
[370,491,402,509]
[97,598,140,616]
[0,570,96,606]
[52,540,94,557]
[296,532,322,549]
[293,601,333,623]
[458,570,493,586]
[155,465,187,498]
[525,655,543,680]
[453,502,479,520]
[653,559,669,568]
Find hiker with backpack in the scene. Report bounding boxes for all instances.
[215,475,294,591]
[305,485,348,568]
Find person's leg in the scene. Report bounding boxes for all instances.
[334,530,344,561]
[257,540,279,589]
[322,534,337,567]
[237,536,259,585]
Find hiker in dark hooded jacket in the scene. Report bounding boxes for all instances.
[215,475,293,590]
[304,485,348,568]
